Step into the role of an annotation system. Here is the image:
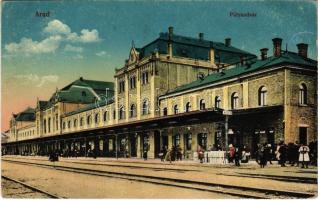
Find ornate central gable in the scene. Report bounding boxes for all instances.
[127,47,139,65]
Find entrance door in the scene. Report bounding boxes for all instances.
[252,131,260,157]
[130,135,137,157]
[198,133,207,150]
[154,131,161,158]
[162,135,168,149]
[173,134,180,147]
[299,127,307,145]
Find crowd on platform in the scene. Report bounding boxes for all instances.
[226,139,317,168]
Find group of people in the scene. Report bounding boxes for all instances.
[274,140,316,168]
[228,144,251,166]
[158,145,183,163]
[228,139,317,168]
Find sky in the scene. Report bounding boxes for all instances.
[1,0,317,131]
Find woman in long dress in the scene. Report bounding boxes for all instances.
[299,144,310,168]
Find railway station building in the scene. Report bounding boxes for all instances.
[3,27,317,159]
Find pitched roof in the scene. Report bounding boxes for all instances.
[38,101,49,110]
[165,51,317,95]
[138,32,256,65]
[14,107,35,121]
[40,77,115,110]
[63,99,114,117]
[61,77,114,96]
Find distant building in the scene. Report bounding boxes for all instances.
[3,27,317,159]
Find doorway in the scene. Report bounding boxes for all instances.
[129,134,137,157]
[197,133,207,150]
[154,131,161,158]
[299,127,307,145]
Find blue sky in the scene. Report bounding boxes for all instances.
[1,0,317,130]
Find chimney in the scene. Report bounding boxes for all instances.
[272,38,282,57]
[260,48,268,60]
[297,43,308,58]
[199,33,204,41]
[209,48,215,64]
[240,55,246,65]
[225,38,231,47]
[168,26,173,38]
[167,27,173,57]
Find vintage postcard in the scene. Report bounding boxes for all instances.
[1,0,317,199]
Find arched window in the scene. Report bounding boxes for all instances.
[142,71,149,85]
[163,107,168,116]
[231,92,239,109]
[258,86,267,106]
[48,117,51,132]
[62,121,65,130]
[130,104,136,118]
[87,115,92,125]
[74,119,78,128]
[119,106,125,120]
[95,113,100,124]
[44,119,47,133]
[103,111,107,122]
[215,96,221,109]
[299,83,307,105]
[185,102,191,112]
[55,114,59,130]
[80,117,84,126]
[113,109,116,119]
[142,100,149,115]
[174,105,179,114]
[130,76,136,89]
[199,99,206,110]
[67,120,71,129]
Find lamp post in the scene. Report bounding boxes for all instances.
[222,110,232,151]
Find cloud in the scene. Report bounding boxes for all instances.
[43,19,71,35]
[96,51,107,57]
[67,29,101,43]
[44,19,101,43]
[64,44,83,52]
[14,74,59,87]
[37,75,59,87]
[5,19,101,56]
[5,35,62,55]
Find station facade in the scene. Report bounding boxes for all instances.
[2,27,317,159]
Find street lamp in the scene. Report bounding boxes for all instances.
[222,110,232,152]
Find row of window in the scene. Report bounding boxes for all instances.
[164,84,308,115]
[62,112,109,130]
[118,100,150,120]
[118,71,150,93]
[57,84,310,130]
[43,114,59,134]
[20,130,35,137]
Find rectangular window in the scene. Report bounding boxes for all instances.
[185,133,192,150]
[142,71,149,85]
[109,139,113,151]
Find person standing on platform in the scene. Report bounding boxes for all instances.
[278,141,287,167]
[165,147,172,163]
[264,143,272,165]
[198,146,204,163]
[228,144,235,163]
[234,147,241,166]
[299,143,310,168]
[257,144,267,168]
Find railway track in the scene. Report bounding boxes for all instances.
[3,158,315,199]
[1,175,62,198]
[4,156,199,172]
